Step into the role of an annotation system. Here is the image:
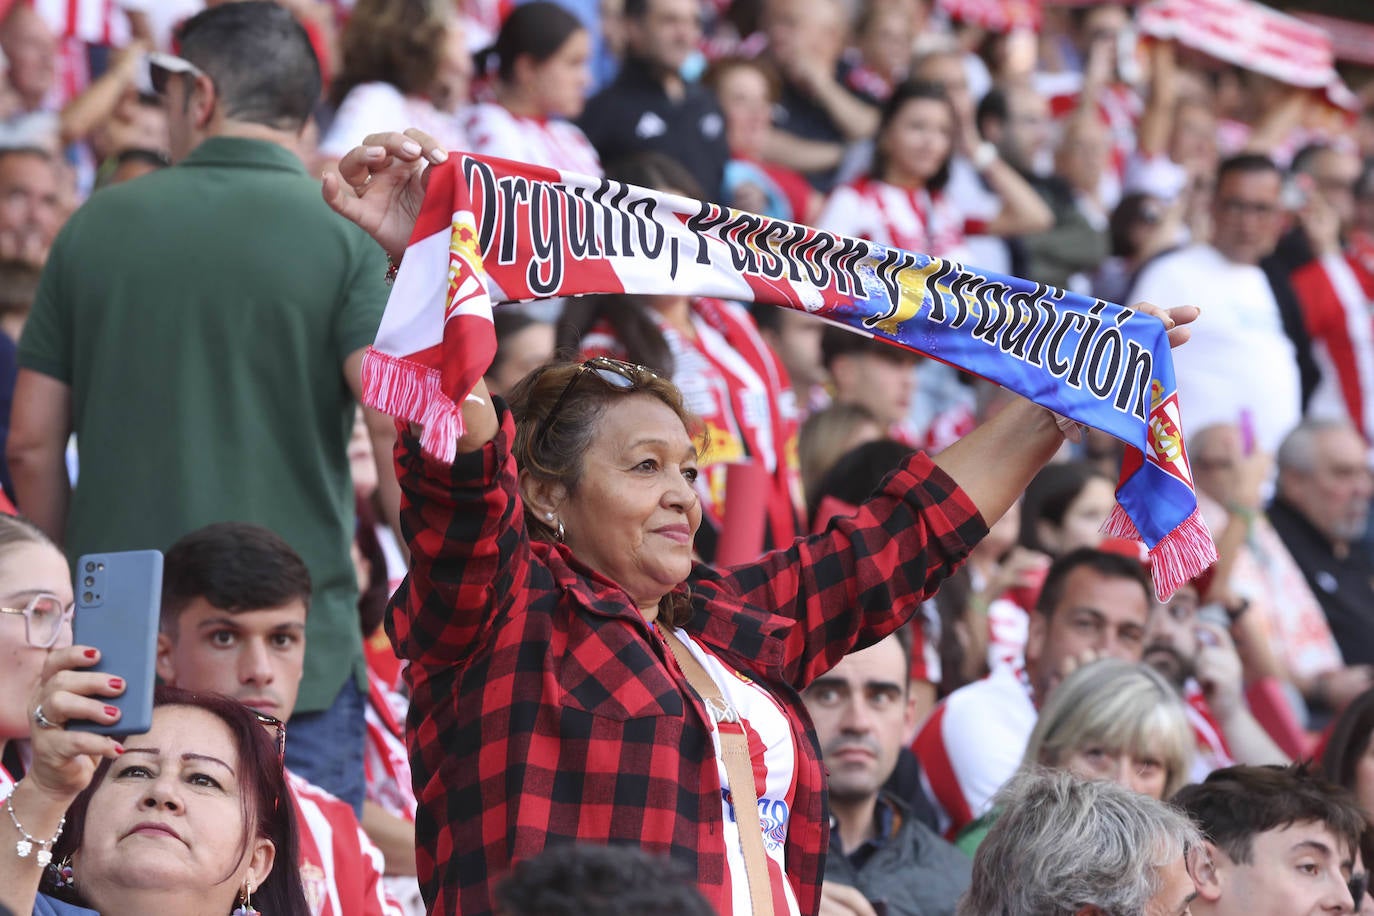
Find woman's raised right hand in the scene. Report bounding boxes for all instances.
[24,646,127,802]
[322,128,450,261]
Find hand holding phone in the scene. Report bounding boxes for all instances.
[69,550,162,738]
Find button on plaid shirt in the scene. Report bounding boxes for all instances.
[388,408,985,915]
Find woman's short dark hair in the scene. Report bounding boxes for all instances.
[807,438,914,530]
[1018,460,1112,554]
[483,1,585,84]
[871,80,956,193]
[46,687,309,915]
[331,0,451,106]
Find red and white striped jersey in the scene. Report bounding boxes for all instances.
[463,103,602,177]
[911,666,1036,838]
[1183,680,1234,781]
[818,177,978,264]
[1292,249,1374,442]
[287,770,403,916]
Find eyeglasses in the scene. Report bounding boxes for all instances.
[532,357,659,449]
[251,710,287,762]
[0,592,74,649]
[147,51,206,97]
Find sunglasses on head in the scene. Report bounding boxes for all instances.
[147,52,206,97]
[532,357,660,448]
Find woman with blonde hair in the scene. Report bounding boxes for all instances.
[957,659,1195,854]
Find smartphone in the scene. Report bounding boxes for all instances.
[70,550,163,738]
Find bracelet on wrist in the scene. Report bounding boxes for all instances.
[6,782,65,867]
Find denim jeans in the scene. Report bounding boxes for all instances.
[285,676,367,817]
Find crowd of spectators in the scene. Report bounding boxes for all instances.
[2,0,1374,913]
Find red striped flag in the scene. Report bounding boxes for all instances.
[1137,0,1357,111]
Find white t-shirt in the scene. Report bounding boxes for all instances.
[676,631,801,916]
[320,82,466,159]
[911,665,1036,836]
[1129,244,1302,455]
[463,103,603,177]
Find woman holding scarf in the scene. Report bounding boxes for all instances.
[321,128,1197,916]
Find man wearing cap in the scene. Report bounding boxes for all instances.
[8,1,396,812]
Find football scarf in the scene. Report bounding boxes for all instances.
[361,153,1215,597]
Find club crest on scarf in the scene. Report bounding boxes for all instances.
[362,152,1217,598]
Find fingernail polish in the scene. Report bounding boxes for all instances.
[430,148,449,163]
[84,648,97,659]
[109,677,124,690]
[104,705,119,718]
[114,744,124,755]
[401,140,422,155]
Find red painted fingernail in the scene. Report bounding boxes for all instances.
[104,705,119,718]
[113,744,124,754]
[84,649,97,659]
[108,677,123,690]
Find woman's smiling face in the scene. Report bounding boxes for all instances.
[556,393,702,615]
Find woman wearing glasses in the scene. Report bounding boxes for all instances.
[322,130,1198,916]
[0,684,310,915]
[0,515,74,796]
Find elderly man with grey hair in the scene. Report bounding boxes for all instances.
[958,770,1200,916]
[1268,418,1374,671]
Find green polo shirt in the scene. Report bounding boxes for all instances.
[20,137,390,713]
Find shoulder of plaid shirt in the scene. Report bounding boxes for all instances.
[384,391,1025,916]
[286,770,404,916]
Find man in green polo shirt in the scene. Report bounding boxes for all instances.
[7,1,396,814]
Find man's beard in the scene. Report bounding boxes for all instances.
[1144,643,1193,689]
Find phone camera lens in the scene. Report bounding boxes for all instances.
[83,576,94,586]
[84,561,94,572]
[82,591,93,602]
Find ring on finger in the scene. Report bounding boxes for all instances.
[32,704,59,730]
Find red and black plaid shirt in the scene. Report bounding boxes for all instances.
[388,408,986,915]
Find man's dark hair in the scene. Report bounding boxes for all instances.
[177,1,321,131]
[161,521,313,632]
[975,86,1009,136]
[1171,763,1367,866]
[1035,547,1151,618]
[1215,152,1280,187]
[493,843,716,915]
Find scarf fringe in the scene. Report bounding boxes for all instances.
[361,347,462,464]
[1104,503,1218,601]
